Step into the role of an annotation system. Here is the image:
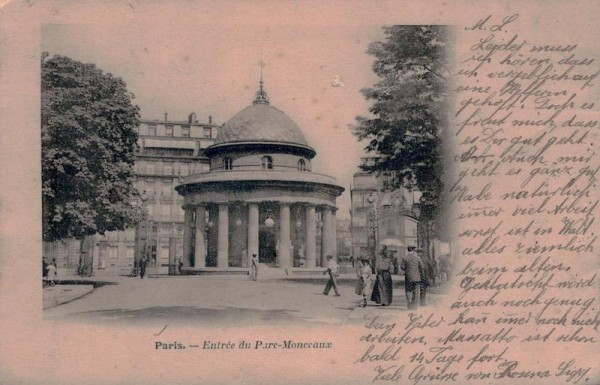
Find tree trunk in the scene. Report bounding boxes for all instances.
[78,237,94,277]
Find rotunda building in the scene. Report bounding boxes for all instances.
[176,82,344,273]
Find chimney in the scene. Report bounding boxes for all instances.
[208,115,213,125]
[164,112,168,122]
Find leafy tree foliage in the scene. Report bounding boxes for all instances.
[352,26,450,223]
[42,54,144,242]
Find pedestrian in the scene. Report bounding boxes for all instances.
[178,259,183,275]
[46,262,57,287]
[139,258,147,279]
[355,257,372,307]
[401,245,424,310]
[391,251,399,275]
[322,255,340,296]
[416,248,432,306]
[438,254,451,282]
[370,247,393,306]
[250,253,259,281]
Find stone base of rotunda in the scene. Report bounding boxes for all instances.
[180,267,250,276]
[179,266,327,276]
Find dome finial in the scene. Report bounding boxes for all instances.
[253,51,270,105]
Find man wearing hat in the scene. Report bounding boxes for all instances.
[401,245,424,310]
[416,248,433,306]
[322,255,341,296]
[250,253,259,281]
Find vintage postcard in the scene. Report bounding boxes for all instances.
[0,1,598,384]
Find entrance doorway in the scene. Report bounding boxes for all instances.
[259,230,276,265]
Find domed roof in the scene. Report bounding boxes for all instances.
[215,104,309,146]
[214,81,309,146]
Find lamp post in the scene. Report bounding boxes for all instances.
[264,209,275,227]
[133,190,149,277]
[412,202,421,249]
[367,191,379,273]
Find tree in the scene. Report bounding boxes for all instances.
[42,54,144,243]
[352,26,450,232]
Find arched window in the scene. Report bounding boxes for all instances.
[297,159,306,171]
[261,156,273,170]
[223,157,233,170]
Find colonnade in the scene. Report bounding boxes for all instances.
[182,202,337,269]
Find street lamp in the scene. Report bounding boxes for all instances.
[367,191,379,273]
[132,190,149,277]
[412,201,422,248]
[265,209,275,227]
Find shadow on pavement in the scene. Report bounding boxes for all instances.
[44,306,342,327]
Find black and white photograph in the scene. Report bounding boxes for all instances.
[40,21,454,326]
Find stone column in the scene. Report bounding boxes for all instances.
[194,206,206,268]
[305,204,317,268]
[217,203,229,268]
[321,206,333,266]
[247,203,259,265]
[279,203,291,269]
[182,206,193,267]
[332,208,338,259]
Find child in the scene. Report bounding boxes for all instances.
[46,262,57,287]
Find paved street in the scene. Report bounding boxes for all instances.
[44,275,447,327]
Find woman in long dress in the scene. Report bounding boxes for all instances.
[370,248,393,306]
[356,257,372,307]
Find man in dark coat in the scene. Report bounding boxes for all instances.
[401,245,424,310]
[416,248,433,306]
[139,258,147,279]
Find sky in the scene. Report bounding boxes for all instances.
[42,20,387,220]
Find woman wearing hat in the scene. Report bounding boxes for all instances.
[370,246,393,306]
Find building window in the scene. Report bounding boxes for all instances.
[162,204,171,221]
[204,127,212,138]
[223,157,233,170]
[182,126,190,137]
[165,125,174,137]
[126,246,134,260]
[145,180,156,195]
[162,181,172,196]
[148,124,157,136]
[179,163,189,176]
[261,156,273,169]
[164,162,173,175]
[297,159,306,171]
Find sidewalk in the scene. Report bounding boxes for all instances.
[43,273,449,315]
[43,285,94,310]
